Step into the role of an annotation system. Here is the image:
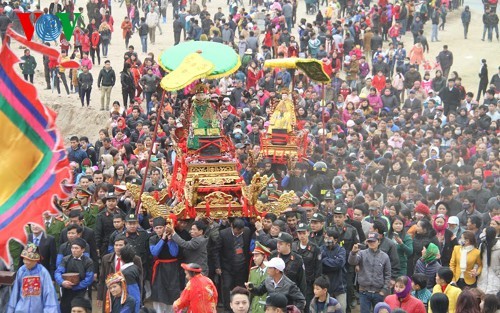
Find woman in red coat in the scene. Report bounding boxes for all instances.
[90,29,101,65]
[246,61,263,89]
[173,263,218,313]
[81,29,91,55]
[385,276,426,313]
[263,27,273,52]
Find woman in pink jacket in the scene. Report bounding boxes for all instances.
[367,87,383,113]
[385,276,426,313]
[409,42,425,69]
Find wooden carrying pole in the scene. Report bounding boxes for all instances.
[135,90,167,214]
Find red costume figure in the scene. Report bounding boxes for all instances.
[173,263,218,313]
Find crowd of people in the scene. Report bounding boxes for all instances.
[0,0,500,312]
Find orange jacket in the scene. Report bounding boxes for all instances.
[173,274,218,313]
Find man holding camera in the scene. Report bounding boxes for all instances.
[348,232,391,313]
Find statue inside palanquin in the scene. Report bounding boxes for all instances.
[187,83,221,150]
[268,87,297,134]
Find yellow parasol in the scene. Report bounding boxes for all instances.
[264,58,331,83]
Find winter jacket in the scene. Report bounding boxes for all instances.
[348,248,391,294]
[139,22,149,36]
[439,229,458,267]
[97,67,116,87]
[78,72,93,90]
[381,93,400,111]
[139,74,160,92]
[99,28,111,44]
[379,237,402,279]
[121,71,135,92]
[321,244,347,295]
[436,50,453,69]
[81,58,93,70]
[461,10,471,24]
[367,94,383,113]
[409,232,439,275]
[385,294,426,313]
[309,294,343,313]
[449,245,482,285]
[389,233,413,276]
[91,32,100,48]
[414,259,441,289]
[20,55,36,75]
[404,70,422,89]
[251,275,306,311]
[81,34,91,52]
[477,240,500,295]
[430,284,461,313]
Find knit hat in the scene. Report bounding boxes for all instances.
[414,203,430,216]
[422,243,439,264]
[448,216,460,225]
[374,302,392,313]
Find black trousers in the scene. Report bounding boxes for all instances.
[90,46,101,65]
[54,71,70,95]
[23,74,34,83]
[44,65,51,88]
[174,30,181,45]
[80,88,92,106]
[122,89,135,108]
[221,268,247,310]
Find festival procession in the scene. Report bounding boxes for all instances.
[0,0,499,312]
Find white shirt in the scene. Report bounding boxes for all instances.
[33,233,43,246]
[272,276,284,288]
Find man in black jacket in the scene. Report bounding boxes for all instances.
[439,79,461,116]
[436,45,453,78]
[97,60,116,111]
[215,218,251,311]
[27,223,57,279]
[60,210,99,274]
[49,0,64,15]
[96,193,124,256]
[173,14,183,45]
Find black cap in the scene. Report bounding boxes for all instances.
[104,192,117,200]
[333,206,346,215]
[266,293,288,309]
[324,190,335,200]
[310,213,325,222]
[130,178,142,185]
[276,232,293,244]
[296,223,310,232]
[125,213,138,222]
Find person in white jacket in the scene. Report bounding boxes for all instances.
[477,226,500,295]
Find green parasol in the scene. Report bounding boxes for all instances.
[158,41,241,91]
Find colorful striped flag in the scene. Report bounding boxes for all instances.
[0,28,75,266]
